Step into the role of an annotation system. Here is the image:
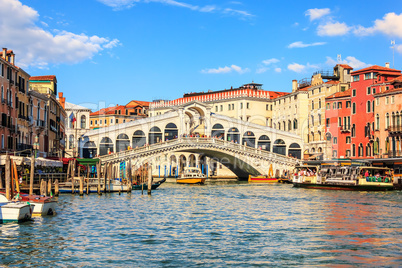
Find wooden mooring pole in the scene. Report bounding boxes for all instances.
[29,155,34,196]
[5,155,10,200]
[148,165,153,195]
[97,161,101,195]
[54,179,59,196]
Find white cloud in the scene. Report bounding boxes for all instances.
[396,44,402,54]
[0,0,120,68]
[288,63,318,73]
[201,65,249,74]
[288,63,306,73]
[325,56,370,69]
[262,58,279,65]
[274,68,282,73]
[353,12,402,38]
[256,67,268,74]
[288,41,326,48]
[97,0,252,18]
[305,8,330,21]
[317,21,350,36]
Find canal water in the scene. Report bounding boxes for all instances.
[1,182,401,267]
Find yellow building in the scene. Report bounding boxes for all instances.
[29,75,66,157]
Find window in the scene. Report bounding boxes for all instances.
[346,136,351,144]
[116,119,119,124]
[376,98,380,106]
[346,101,351,108]
[228,104,231,110]
[80,115,86,129]
[95,120,97,125]
[311,115,314,126]
[352,124,356,137]
[1,134,3,149]
[240,103,243,109]
[352,144,356,157]
[367,101,371,113]
[333,137,338,144]
[90,120,93,126]
[391,96,395,104]
[353,75,359,82]
[385,113,390,129]
[266,104,269,110]
[326,118,330,127]
[220,105,223,111]
[338,102,342,109]
[338,117,341,127]
[333,102,336,109]
[376,114,380,130]
[352,103,356,114]
[246,103,250,109]
[352,89,356,97]
[341,86,346,92]
[333,150,337,157]
[319,99,321,109]
[346,150,351,157]
[312,100,314,110]
[386,97,389,105]
[364,73,371,80]
[318,114,321,124]
[367,87,371,95]
[326,103,330,110]
[372,87,376,94]
[215,106,218,112]
[111,119,113,124]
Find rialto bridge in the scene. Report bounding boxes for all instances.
[80,101,303,179]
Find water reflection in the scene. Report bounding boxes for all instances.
[0,183,401,267]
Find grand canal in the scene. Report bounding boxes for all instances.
[1,182,401,267]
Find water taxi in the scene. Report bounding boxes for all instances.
[293,165,394,191]
[177,167,206,184]
[248,175,278,183]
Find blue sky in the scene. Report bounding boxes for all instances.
[1,0,402,110]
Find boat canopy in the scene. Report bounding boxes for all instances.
[76,158,100,166]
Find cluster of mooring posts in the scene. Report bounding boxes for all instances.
[65,159,154,196]
[1,154,60,198]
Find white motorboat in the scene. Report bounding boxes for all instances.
[0,194,33,223]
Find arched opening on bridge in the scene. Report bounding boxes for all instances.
[211,123,225,139]
[132,130,146,148]
[164,123,178,141]
[273,139,286,156]
[170,155,177,177]
[83,141,96,158]
[116,133,130,152]
[257,135,271,151]
[242,131,255,147]
[199,155,207,175]
[288,143,301,159]
[149,126,162,144]
[227,127,240,143]
[189,154,197,167]
[179,155,187,173]
[99,137,114,156]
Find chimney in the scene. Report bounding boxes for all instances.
[10,52,15,65]
[292,80,297,92]
[58,92,65,109]
[2,48,6,59]
[385,62,390,68]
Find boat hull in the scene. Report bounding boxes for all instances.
[132,178,166,190]
[176,178,206,184]
[31,201,57,216]
[248,176,278,183]
[293,182,394,191]
[0,203,33,223]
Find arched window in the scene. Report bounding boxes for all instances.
[386,113,390,129]
[288,120,292,131]
[99,137,114,156]
[293,119,298,130]
[352,144,356,157]
[149,126,162,144]
[132,130,146,148]
[257,135,270,151]
[366,144,371,157]
[325,132,332,141]
[80,115,86,129]
[273,139,286,155]
[358,143,364,157]
[211,123,224,138]
[116,133,130,152]
[69,134,74,149]
[333,137,337,144]
[165,123,178,141]
[288,143,301,159]
[242,131,255,147]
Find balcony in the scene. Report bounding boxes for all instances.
[9,124,16,134]
[386,150,402,158]
[313,70,339,80]
[340,124,351,133]
[36,120,45,127]
[16,143,33,152]
[298,78,311,89]
[387,126,402,134]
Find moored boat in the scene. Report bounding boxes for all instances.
[19,194,56,216]
[132,178,166,190]
[0,194,33,223]
[58,177,130,193]
[177,167,206,184]
[293,165,394,191]
[248,175,278,183]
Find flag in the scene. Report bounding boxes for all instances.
[69,112,76,126]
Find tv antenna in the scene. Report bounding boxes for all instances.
[337,54,342,63]
[391,40,395,68]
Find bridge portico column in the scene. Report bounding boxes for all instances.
[205,107,212,137]
[178,108,184,137]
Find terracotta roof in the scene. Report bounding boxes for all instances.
[391,75,402,83]
[125,100,150,107]
[326,89,351,99]
[324,80,340,85]
[90,105,125,116]
[337,64,353,70]
[0,49,13,56]
[351,65,401,75]
[269,91,289,99]
[29,75,57,81]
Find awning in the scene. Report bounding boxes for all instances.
[76,158,100,166]
[0,155,63,167]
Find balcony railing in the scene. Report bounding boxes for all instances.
[387,126,402,133]
[16,143,33,152]
[37,120,45,127]
[386,150,402,158]
[340,125,351,132]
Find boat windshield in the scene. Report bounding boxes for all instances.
[294,166,317,176]
[360,168,391,177]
